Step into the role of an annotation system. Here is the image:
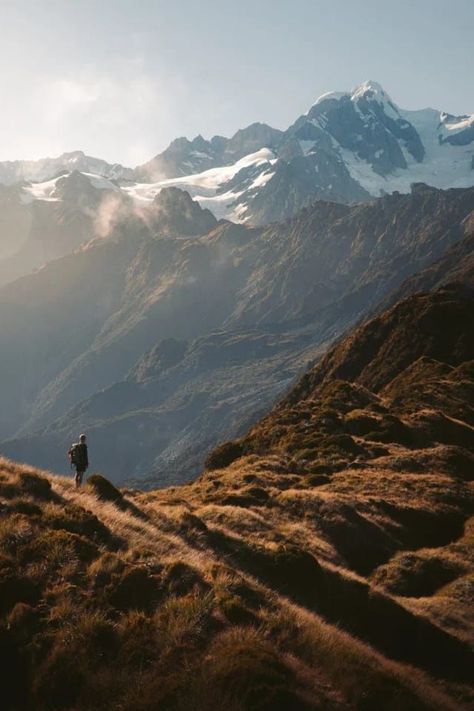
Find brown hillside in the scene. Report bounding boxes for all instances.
[0,286,473,710]
[279,285,474,401]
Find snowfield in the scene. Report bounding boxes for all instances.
[14,82,474,223]
[122,148,277,220]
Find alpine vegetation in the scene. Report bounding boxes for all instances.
[1,282,473,710]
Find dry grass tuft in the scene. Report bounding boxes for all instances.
[1,291,473,709]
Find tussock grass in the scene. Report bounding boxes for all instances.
[1,328,474,709]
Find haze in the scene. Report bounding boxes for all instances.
[1,0,473,166]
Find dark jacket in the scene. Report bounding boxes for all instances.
[69,442,89,470]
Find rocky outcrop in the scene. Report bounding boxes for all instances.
[136,123,283,181]
[150,187,217,236]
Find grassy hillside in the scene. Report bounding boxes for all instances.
[1,286,473,710]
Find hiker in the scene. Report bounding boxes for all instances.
[68,434,89,487]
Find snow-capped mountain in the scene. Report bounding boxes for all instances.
[0,150,134,185]
[0,170,128,285]
[125,147,278,221]
[135,123,283,180]
[126,80,474,224]
[1,81,473,227]
[294,80,474,197]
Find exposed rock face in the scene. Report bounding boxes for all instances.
[242,150,369,226]
[439,112,474,146]
[150,187,217,236]
[1,185,473,484]
[227,184,474,330]
[135,123,283,181]
[301,82,425,173]
[131,81,474,225]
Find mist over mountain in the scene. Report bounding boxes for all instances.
[1,183,472,484]
[0,171,126,285]
[0,82,473,273]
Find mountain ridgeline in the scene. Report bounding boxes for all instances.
[0,81,473,287]
[0,281,473,710]
[134,79,474,225]
[0,183,473,485]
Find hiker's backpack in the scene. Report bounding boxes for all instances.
[69,443,80,466]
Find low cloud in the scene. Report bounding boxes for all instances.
[93,186,168,240]
[38,62,174,165]
[93,192,127,239]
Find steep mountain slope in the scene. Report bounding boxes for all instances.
[0,285,472,711]
[388,228,474,302]
[0,188,219,440]
[1,185,473,483]
[4,329,321,485]
[202,285,474,667]
[0,171,130,286]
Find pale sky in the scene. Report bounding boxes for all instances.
[1,0,473,166]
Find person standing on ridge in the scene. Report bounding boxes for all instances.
[68,434,89,487]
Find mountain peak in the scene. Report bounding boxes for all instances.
[351,79,399,113]
[190,134,208,150]
[60,150,87,161]
[153,185,201,208]
[311,89,348,107]
[152,187,217,236]
[311,80,395,111]
[351,79,388,99]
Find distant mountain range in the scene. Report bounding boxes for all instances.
[0,150,134,185]
[0,81,473,236]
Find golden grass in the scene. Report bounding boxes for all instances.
[1,345,473,711]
